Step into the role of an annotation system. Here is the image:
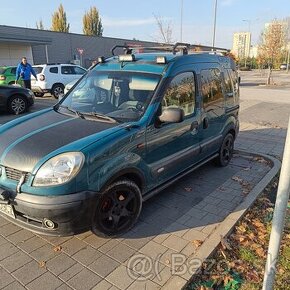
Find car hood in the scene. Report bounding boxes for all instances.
[0,109,119,172]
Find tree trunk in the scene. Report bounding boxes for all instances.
[266,66,272,85]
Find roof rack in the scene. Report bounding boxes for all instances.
[111,42,230,56]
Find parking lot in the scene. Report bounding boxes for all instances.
[0,70,288,289]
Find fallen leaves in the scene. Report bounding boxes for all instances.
[53,245,62,252]
[192,240,203,249]
[39,261,46,268]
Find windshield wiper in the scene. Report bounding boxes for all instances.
[58,105,85,119]
[82,112,118,123]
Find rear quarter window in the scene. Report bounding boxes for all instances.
[33,66,44,74]
[10,67,17,74]
[49,67,58,74]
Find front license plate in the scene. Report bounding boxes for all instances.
[0,204,15,218]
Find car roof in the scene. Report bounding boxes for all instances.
[95,52,235,75]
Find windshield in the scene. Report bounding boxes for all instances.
[58,70,160,122]
[0,68,7,74]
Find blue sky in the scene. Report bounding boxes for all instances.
[1,0,289,48]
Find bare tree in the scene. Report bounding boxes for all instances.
[258,19,287,84]
[153,14,173,44]
[36,19,44,30]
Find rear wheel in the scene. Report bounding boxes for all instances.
[51,84,64,99]
[92,179,142,237]
[8,95,28,115]
[215,133,234,167]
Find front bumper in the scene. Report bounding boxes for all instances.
[0,187,101,236]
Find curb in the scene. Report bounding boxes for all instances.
[162,150,281,290]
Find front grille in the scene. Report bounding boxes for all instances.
[5,167,30,183]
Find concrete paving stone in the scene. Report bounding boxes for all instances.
[183,216,205,229]
[61,237,88,256]
[67,268,102,290]
[18,236,47,253]
[107,242,136,263]
[0,266,15,288]
[72,245,102,266]
[176,214,191,225]
[83,234,109,249]
[97,239,120,254]
[203,204,223,215]
[58,263,84,282]
[217,208,233,218]
[74,231,92,240]
[131,221,160,238]
[158,248,177,267]
[153,265,172,286]
[88,254,120,278]
[181,242,197,257]
[26,272,63,290]
[0,251,32,273]
[161,275,187,290]
[218,193,236,202]
[201,213,223,225]
[13,260,47,285]
[6,229,35,245]
[185,208,207,219]
[164,222,189,238]
[202,196,222,205]
[153,232,171,244]
[55,284,73,290]
[182,228,209,242]
[0,235,7,246]
[46,254,77,276]
[0,242,18,261]
[121,234,152,251]
[133,260,165,280]
[162,235,188,252]
[127,279,161,290]
[201,223,219,235]
[40,236,72,246]
[0,216,10,227]
[106,265,135,290]
[30,244,60,263]
[217,200,237,211]
[0,223,21,237]
[91,280,113,290]
[2,281,26,290]
[140,240,168,260]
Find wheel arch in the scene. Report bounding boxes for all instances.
[100,168,145,194]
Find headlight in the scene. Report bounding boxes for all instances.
[33,152,84,187]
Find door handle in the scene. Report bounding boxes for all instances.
[203,117,209,129]
[190,121,199,131]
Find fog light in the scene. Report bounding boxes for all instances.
[43,218,55,229]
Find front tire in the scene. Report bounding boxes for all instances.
[215,133,234,167]
[8,95,28,115]
[92,179,142,237]
[51,84,64,99]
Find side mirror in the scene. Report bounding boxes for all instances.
[159,107,184,123]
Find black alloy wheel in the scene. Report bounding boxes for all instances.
[8,95,27,115]
[52,84,64,99]
[92,179,142,237]
[216,133,234,167]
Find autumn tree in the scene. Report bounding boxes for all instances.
[258,19,287,83]
[153,14,173,44]
[36,19,44,30]
[83,6,103,36]
[51,4,70,33]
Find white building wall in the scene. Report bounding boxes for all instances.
[0,43,33,66]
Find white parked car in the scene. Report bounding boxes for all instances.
[64,79,78,94]
[31,64,87,98]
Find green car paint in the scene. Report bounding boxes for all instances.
[0,66,23,86]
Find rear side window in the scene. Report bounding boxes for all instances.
[223,70,235,108]
[200,69,224,115]
[0,68,6,74]
[49,67,58,74]
[10,67,16,74]
[33,66,44,74]
[162,72,196,116]
[61,66,75,75]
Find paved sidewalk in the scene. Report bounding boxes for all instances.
[0,151,273,290]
